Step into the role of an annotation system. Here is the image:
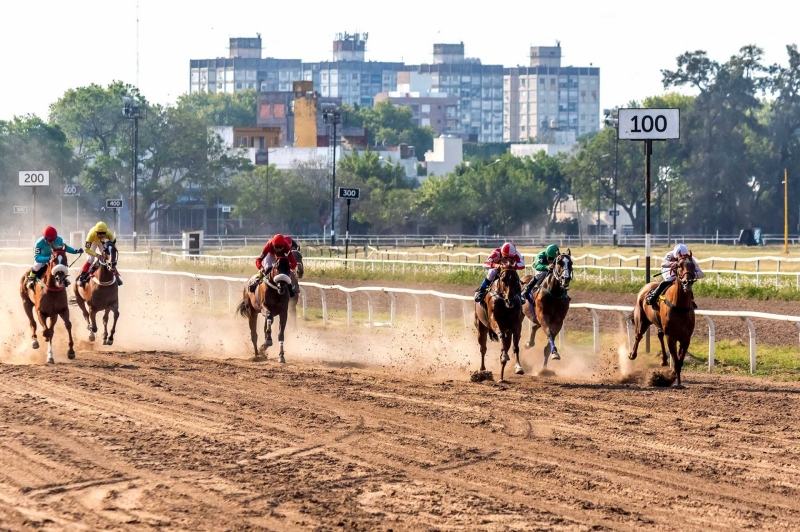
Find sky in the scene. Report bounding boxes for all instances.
[1,0,799,120]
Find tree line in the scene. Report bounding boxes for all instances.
[1,45,798,237]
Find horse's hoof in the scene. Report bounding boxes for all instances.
[515,364,524,375]
[32,340,39,350]
[46,357,54,365]
[551,352,561,361]
[67,351,75,360]
[278,355,286,364]
[102,339,108,346]
[107,339,114,346]
[500,353,510,363]
[628,353,637,360]
[88,333,95,342]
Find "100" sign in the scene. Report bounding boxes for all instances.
[618,109,679,140]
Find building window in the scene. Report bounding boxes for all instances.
[238,136,247,147]
[520,79,526,87]
[236,83,243,89]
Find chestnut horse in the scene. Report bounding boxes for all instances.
[19,249,75,364]
[288,248,304,329]
[474,257,524,381]
[521,251,573,370]
[74,242,120,345]
[629,254,697,386]
[236,256,292,362]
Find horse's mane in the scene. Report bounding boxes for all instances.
[275,255,291,275]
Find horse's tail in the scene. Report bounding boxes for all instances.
[236,296,252,319]
[488,330,499,342]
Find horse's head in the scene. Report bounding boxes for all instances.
[553,249,573,289]
[271,256,292,294]
[494,260,522,309]
[48,248,69,288]
[102,241,119,272]
[676,252,697,293]
[290,249,304,279]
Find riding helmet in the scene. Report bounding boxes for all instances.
[95,221,109,233]
[500,242,517,257]
[43,226,58,240]
[545,244,560,258]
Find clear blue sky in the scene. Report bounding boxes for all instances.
[1,0,797,120]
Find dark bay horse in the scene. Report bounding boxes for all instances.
[74,242,120,345]
[629,254,697,386]
[474,258,524,381]
[288,247,304,329]
[237,256,292,362]
[19,249,75,364]
[522,251,573,370]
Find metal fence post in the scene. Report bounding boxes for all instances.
[410,294,421,326]
[589,309,600,355]
[320,288,328,325]
[705,315,716,372]
[438,297,446,334]
[364,292,373,326]
[389,292,396,328]
[741,317,756,374]
[345,292,353,326]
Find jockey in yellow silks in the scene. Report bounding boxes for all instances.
[77,221,122,287]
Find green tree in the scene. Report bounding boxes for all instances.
[175,90,257,126]
[346,101,435,155]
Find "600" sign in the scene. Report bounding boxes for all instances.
[63,185,80,196]
[338,187,360,199]
[106,199,123,209]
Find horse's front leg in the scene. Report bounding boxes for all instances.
[658,330,669,367]
[44,314,58,364]
[277,309,288,363]
[23,299,39,349]
[499,331,512,381]
[102,308,110,345]
[513,320,524,375]
[547,326,560,361]
[248,312,260,359]
[260,312,273,351]
[88,307,99,342]
[106,304,120,346]
[476,321,488,372]
[628,307,650,361]
[60,307,75,359]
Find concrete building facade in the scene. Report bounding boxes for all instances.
[424,135,463,177]
[503,43,600,142]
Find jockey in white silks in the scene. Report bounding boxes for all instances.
[645,243,705,308]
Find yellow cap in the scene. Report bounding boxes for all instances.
[95,221,108,233]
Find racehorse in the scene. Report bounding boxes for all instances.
[288,247,304,329]
[236,256,292,362]
[629,253,697,386]
[522,250,573,370]
[473,257,524,381]
[74,242,120,346]
[19,248,75,364]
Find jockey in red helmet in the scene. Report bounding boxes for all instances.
[249,234,297,295]
[474,242,525,303]
[26,226,82,289]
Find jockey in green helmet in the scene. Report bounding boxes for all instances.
[520,244,560,301]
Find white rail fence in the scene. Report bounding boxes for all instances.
[3,262,799,375]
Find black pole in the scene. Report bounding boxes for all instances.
[265,148,269,233]
[345,198,351,268]
[330,119,337,247]
[613,133,619,246]
[133,117,139,251]
[667,182,671,245]
[644,139,652,353]
[32,187,36,242]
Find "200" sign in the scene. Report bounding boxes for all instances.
[19,171,50,187]
[618,109,679,140]
[338,187,360,199]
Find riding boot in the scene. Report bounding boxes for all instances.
[248,270,264,293]
[521,275,541,302]
[26,270,37,290]
[645,280,672,306]
[474,278,491,303]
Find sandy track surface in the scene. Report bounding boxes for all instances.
[1,349,799,531]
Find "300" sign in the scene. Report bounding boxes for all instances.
[338,187,360,199]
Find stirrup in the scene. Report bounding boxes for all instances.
[116,277,123,286]
[474,289,486,303]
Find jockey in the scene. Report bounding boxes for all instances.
[77,221,122,287]
[645,243,705,308]
[26,226,81,289]
[474,242,525,303]
[520,244,561,301]
[249,233,297,296]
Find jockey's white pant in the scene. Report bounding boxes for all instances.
[264,253,276,269]
[534,270,548,282]
[32,262,47,272]
[84,242,104,265]
[483,267,498,282]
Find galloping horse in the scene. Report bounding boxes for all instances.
[74,242,120,345]
[237,256,293,362]
[19,249,75,364]
[474,257,524,381]
[288,247,304,329]
[629,253,697,386]
[522,250,573,370]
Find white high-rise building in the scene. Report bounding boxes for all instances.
[504,43,600,143]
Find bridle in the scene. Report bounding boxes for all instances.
[552,253,573,289]
[677,257,697,291]
[491,264,521,309]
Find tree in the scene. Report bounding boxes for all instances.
[175,90,257,127]
[346,101,435,155]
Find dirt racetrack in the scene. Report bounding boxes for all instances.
[2,347,800,531]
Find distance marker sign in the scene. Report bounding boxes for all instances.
[338,187,360,199]
[106,199,123,209]
[618,109,679,140]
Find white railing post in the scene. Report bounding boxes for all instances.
[705,316,716,372]
[741,317,756,374]
[205,279,213,307]
[364,292,373,326]
[345,293,353,326]
[389,292,396,328]
[589,309,600,355]
[226,281,233,311]
[461,301,469,330]
[796,322,800,346]
[410,294,421,326]
[320,288,328,325]
[438,297,446,334]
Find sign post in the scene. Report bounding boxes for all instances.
[19,171,50,242]
[618,109,680,353]
[106,199,123,234]
[338,187,360,268]
[62,184,80,233]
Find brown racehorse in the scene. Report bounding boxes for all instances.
[237,256,292,362]
[288,248,304,329]
[19,249,75,364]
[74,242,120,346]
[474,257,524,381]
[629,254,697,386]
[522,251,573,370]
